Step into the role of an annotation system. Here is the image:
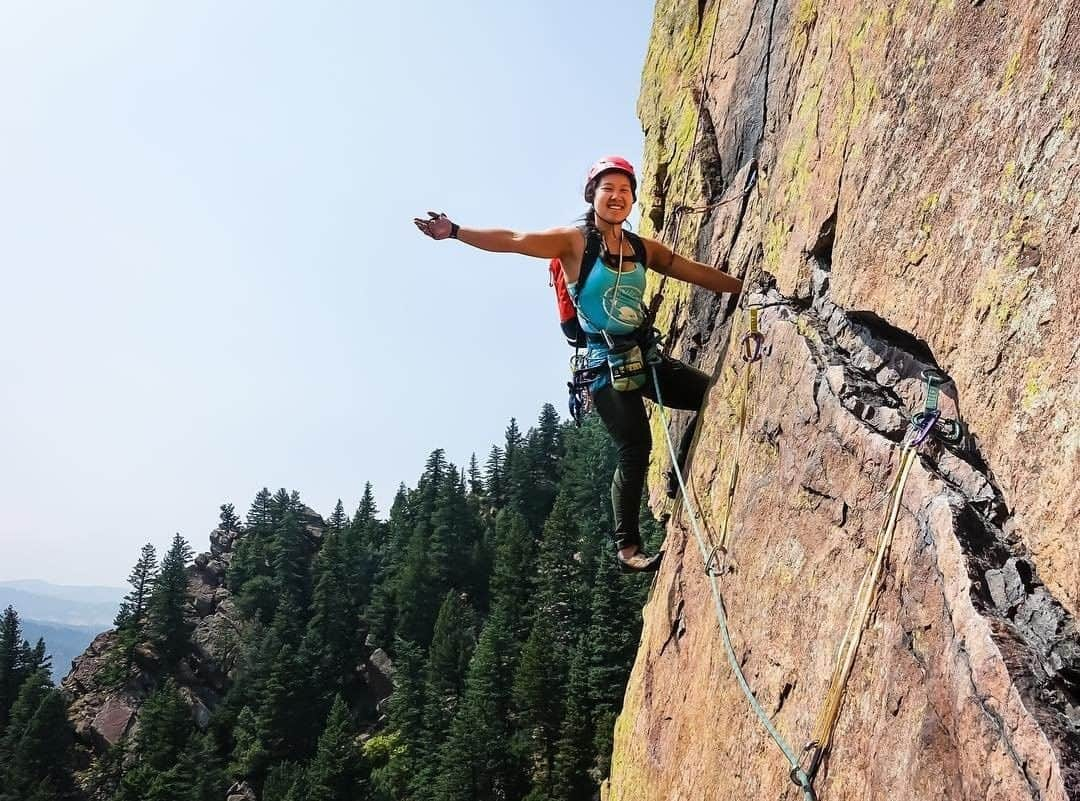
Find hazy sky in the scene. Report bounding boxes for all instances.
[0,1,654,586]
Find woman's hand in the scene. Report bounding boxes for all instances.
[413,211,457,240]
[412,214,577,261]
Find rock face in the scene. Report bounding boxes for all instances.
[606,1,1079,799]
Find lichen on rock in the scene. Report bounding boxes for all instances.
[611,0,1080,797]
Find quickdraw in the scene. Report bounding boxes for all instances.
[908,369,966,448]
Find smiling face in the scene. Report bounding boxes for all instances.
[590,170,635,224]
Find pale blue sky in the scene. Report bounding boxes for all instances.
[0,1,654,585]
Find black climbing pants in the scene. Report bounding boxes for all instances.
[590,356,709,551]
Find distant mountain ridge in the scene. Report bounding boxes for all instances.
[0,579,125,605]
[0,580,122,627]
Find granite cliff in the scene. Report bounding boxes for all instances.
[606,1,1079,798]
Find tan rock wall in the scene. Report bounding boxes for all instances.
[638,0,1078,618]
[609,0,1080,797]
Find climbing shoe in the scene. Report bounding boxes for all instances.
[617,548,664,574]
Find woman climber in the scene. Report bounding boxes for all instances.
[413,156,743,573]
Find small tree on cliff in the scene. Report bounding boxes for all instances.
[148,534,194,671]
[101,543,159,686]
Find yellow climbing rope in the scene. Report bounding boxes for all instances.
[801,439,920,779]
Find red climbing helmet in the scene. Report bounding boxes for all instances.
[584,155,637,200]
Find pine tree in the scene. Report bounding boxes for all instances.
[228,706,266,780]
[586,557,639,777]
[511,612,566,794]
[254,597,321,764]
[394,523,438,648]
[522,404,563,530]
[78,740,125,801]
[483,446,505,510]
[271,488,295,521]
[467,453,483,496]
[429,465,481,594]
[558,414,621,575]
[148,533,194,671]
[229,530,277,623]
[219,503,242,533]
[415,449,448,525]
[382,484,412,566]
[115,542,158,630]
[23,638,50,679]
[354,482,379,532]
[345,481,380,609]
[302,527,361,703]
[382,638,426,800]
[272,507,313,614]
[417,592,476,789]
[262,761,305,801]
[434,605,524,801]
[306,694,362,801]
[131,679,193,772]
[551,636,594,801]
[0,670,76,801]
[246,488,275,531]
[0,605,26,735]
[104,542,159,686]
[504,418,524,458]
[179,730,226,801]
[489,510,536,642]
[327,499,349,533]
[535,492,588,639]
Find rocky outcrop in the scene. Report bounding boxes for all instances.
[608,1,1079,798]
[62,505,397,762]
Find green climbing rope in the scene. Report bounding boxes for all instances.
[650,356,818,801]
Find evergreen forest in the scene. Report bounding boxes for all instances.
[0,404,665,801]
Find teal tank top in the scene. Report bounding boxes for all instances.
[568,256,647,368]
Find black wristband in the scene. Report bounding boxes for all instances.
[450,222,460,239]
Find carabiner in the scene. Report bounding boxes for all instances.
[741,331,764,362]
[741,307,764,362]
[906,410,940,447]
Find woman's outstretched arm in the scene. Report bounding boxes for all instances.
[642,237,743,295]
[413,212,576,260]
